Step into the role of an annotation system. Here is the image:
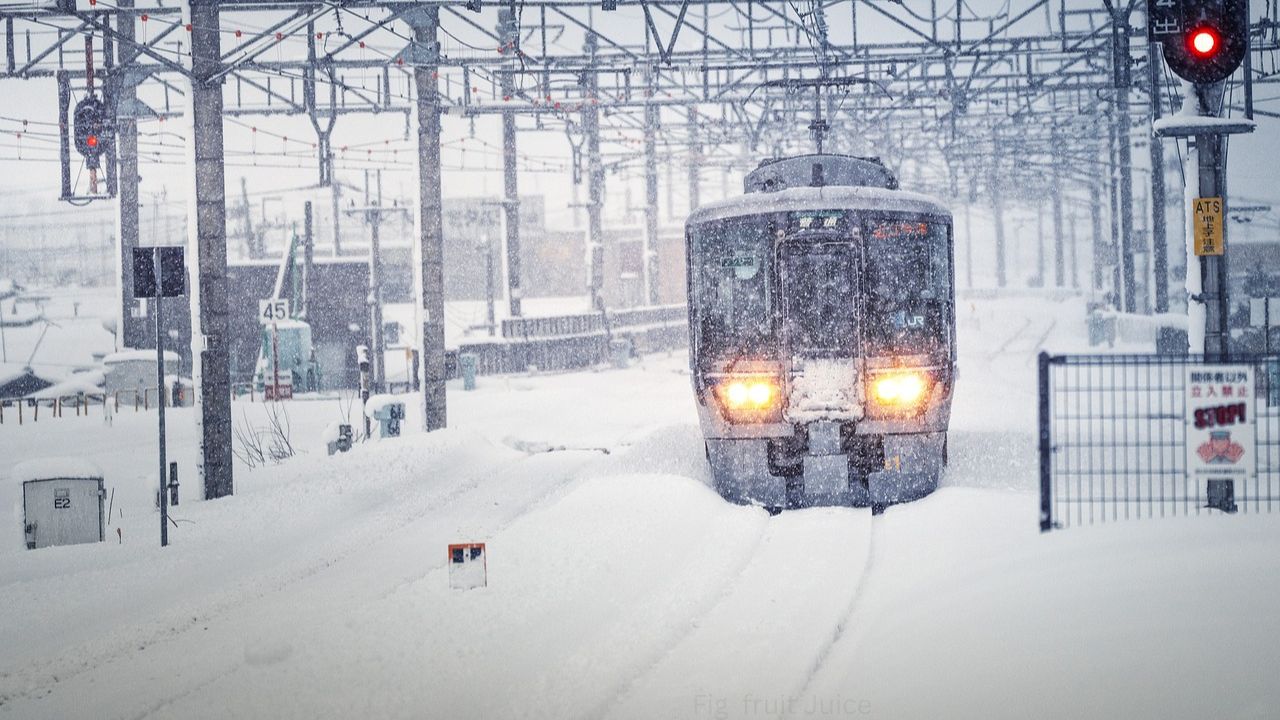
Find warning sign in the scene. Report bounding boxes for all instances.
[1192,196,1223,256]
[1185,366,1255,490]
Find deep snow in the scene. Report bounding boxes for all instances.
[0,293,1276,720]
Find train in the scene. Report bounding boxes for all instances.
[684,154,956,512]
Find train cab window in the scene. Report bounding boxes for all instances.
[863,220,952,357]
[690,216,776,359]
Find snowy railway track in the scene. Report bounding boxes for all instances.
[599,507,877,720]
[0,444,602,718]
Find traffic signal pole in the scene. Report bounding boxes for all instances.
[1149,0,1254,359]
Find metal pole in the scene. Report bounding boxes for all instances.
[185,0,233,500]
[1198,131,1230,360]
[271,322,280,399]
[302,201,313,318]
[1148,42,1170,313]
[499,9,522,318]
[410,6,447,431]
[484,234,496,336]
[155,252,168,547]
[330,172,342,255]
[1107,119,1122,309]
[1038,351,1052,532]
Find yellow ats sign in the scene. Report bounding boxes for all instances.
[1193,196,1224,256]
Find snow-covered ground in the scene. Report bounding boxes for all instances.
[1,293,1277,719]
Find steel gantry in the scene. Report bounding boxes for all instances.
[2,0,1278,499]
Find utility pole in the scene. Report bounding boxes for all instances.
[1051,142,1065,288]
[643,70,660,306]
[1109,3,1137,313]
[347,170,402,393]
[498,8,523,318]
[301,201,313,319]
[583,32,605,311]
[185,0,233,500]
[1148,41,1171,313]
[114,0,141,354]
[409,5,447,432]
[990,155,1007,288]
[687,106,701,213]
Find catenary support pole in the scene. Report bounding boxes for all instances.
[991,166,1007,288]
[499,9,522,318]
[154,255,168,547]
[1051,146,1065,288]
[687,105,701,213]
[643,75,660,305]
[1148,42,1170,313]
[410,6,447,431]
[583,33,605,311]
[115,0,141,353]
[185,0,233,500]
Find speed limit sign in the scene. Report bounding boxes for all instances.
[258,298,290,324]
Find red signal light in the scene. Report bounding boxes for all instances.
[86,134,98,148]
[1190,28,1219,58]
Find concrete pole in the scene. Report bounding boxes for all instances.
[583,34,605,311]
[115,0,141,352]
[1051,161,1064,288]
[991,168,1007,288]
[1116,86,1137,312]
[1107,120,1122,309]
[184,0,233,500]
[1148,42,1170,313]
[687,106,701,213]
[498,9,522,318]
[366,171,385,392]
[410,6,447,431]
[302,201,313,319]
[643,77,660,306]
[1090,178,1104,292]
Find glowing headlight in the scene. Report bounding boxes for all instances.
[872,372,928,406]
[717,379,777,411]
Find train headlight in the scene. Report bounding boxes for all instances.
[871,372,929,407]
[713,377,780,421]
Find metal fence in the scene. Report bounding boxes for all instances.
[1039,353,1280,531]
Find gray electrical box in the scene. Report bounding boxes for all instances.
[17,460,105,550]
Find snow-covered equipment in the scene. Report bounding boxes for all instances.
[687,154,955,512]
[365,395,404,439]
[323,422,354,456]
[448,543,487,590]
[609,338,632,369]
[459,352,478,391]
[252,228,320,396]
[16,458,105,550]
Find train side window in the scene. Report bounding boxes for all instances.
[691,216,776,359]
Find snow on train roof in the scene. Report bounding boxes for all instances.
[687,185,950,226]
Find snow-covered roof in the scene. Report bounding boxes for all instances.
[26,370,106,399]
[687,185,950,226]
[11,457,103,483]
[103,350,181,365]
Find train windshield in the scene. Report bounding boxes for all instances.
[690,216,775,360]
[863,219,952,357]
[780,242,856,355]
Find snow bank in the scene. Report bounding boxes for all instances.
[9,457,102,483]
